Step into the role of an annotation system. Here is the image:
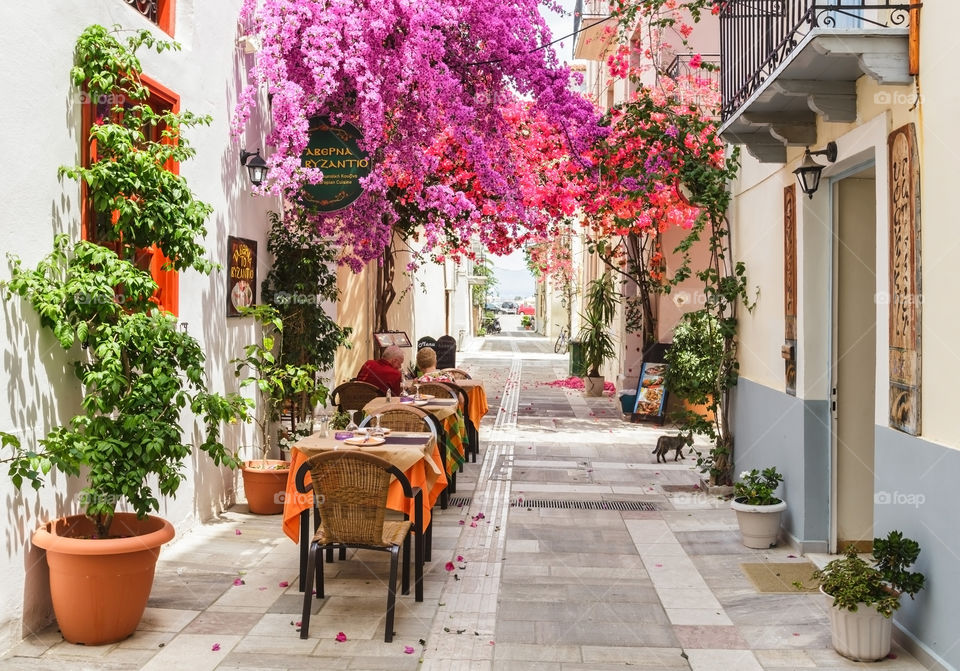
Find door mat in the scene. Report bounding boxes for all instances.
[740,561,820,593]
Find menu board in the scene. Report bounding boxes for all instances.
[227,236,257,317]
[632,362,669,424]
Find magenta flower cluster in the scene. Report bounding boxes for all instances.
[234,0,600,269]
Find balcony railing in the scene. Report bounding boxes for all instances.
[719,1,915,120]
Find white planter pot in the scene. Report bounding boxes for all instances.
[822,588,893,662]
[730,498,786,548]
[582,376,604,397]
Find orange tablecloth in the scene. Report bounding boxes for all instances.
[457,380,489,428]
[282,433,447,543]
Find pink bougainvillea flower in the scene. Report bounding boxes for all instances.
[404,646,415,654]
[279,581,290,587]
[258,586,267,591]
[232,578,244,586]
[456,555,464,562]
[211,643,221,651]
[445,561,456,571]
[470,522,478,528]
[335,632,347,642]
[235,529,242,535]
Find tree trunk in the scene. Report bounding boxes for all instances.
[374,236,396,358]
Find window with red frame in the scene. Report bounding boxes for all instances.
[81,75,181,315]
[122,0,176,36]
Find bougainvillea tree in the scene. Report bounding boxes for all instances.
[578,0,753,484]
[234,0,600,272]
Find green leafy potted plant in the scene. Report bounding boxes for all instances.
[233,305,327,515]
[813,531,925,661]
[730,467,786,548]
[577,273,619,397]
[0,25,247,645]
[521,314,533,330]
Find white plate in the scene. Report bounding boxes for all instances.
[343,436,386,447]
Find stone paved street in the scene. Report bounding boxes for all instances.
[2,330,929,670]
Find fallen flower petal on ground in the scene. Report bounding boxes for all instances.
[335,632,347,642]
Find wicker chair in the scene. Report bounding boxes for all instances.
[361,405,436,438]
[331,380,381,420]
[359,405,448,515]
[437,367,471,379]
[416,381,458,402]
[299,451,423,643]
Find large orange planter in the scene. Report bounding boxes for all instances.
[32,513,174,645]
[241,460,290,514]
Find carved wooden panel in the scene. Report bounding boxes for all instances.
[888,123,921,435]
[784,184,798,396]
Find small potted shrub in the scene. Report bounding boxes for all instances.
[233,305,326,514]
[577,273,619,397]
[814,531,925,661]
[730,467,786,548]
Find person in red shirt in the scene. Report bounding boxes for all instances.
[356,345,404,395]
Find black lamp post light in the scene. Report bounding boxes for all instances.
[240,148,269,187]
[793,141,838,199]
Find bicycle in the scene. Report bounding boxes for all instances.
[554,325,569,354]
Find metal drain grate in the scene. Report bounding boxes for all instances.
[446,496,659,511]
[512,499,659,511]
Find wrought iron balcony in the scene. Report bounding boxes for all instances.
[720,1,914,120]
[718,0,916,162]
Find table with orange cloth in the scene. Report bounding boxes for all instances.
[453,379,489,428]
[281,431,447,544]
[364,397,466,475]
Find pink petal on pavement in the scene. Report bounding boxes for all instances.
[335,632,347,642]
[211,643,221,651]
[404,646,415,654]
[279,581,289,587]
[235,529,242,535]
[456,555,464,562]
[232,578,244,586]
[445,561,455,571]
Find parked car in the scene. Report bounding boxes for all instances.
[484,302,505,314]
[517,304,535,315]
[500,301,518,314]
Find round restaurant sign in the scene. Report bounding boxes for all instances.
[300,117,371,212]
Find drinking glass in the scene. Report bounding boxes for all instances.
[414,382,421,400]
[372,413,384,438]
[344,408,359,432]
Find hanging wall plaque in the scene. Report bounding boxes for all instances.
[888,123,922,435]
[227,236,257,317]
[300,118,371,212]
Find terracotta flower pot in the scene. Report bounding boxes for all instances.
[730,497,786,548]
[32,513,175,645]
[241,460,290,515]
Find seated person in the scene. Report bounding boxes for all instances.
[417,347,452,381]
[356,345,404,395]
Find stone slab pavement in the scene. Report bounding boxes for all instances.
[2,334,929,670]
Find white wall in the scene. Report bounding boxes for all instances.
[0,0,276,651]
